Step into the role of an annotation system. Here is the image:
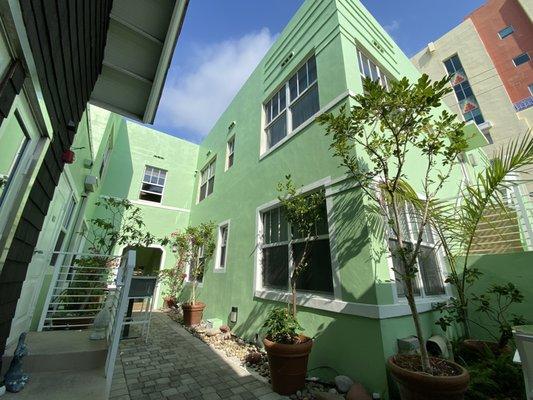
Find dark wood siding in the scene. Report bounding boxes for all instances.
[0,0,112,364]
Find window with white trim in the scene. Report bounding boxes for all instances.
[264,55,319,151]
[199,158,216,202]
[50,194,77,266]
[529,83,533,97]
[216,223,229,270]
[226,136,235,170]
[140,166,166,203]
[357,49,390,89]
[387,203,446,298]
[513,52,530,67]
[187,245,205,283]
[259,193,333,295]
[498,26,514,39]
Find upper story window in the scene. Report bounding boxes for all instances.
[215,223,229,270]
[99,133,113,180]
[226,136,235,170]
[264,55,319,151]
[187,245,206,283]
[498,26,514,39]
[387,203,446,299]
[259,193,333,295]
[529,83,533,97]
[139,166,166,203]
[444,55,485,125]
[513,52,530,67]
[357,49,390,89]
[199,158,216,202]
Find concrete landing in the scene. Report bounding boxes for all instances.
[2,368,107,400]
[2,330,107,374]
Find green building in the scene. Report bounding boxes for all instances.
[7,0,531,398]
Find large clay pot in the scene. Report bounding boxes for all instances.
[387,355,470,400]
[263,336,313,395]
[182,302,205,326]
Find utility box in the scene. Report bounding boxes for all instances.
[206,318,223,331]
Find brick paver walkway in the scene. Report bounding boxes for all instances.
[109,312,285,400]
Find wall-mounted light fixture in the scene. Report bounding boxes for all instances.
[172,244,178,253]
[230,306,238,324]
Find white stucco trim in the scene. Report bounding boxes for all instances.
[130,199,190,213]
[254,289,441,319]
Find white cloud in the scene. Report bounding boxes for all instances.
[158,28,276,141]
[384,20,400,34]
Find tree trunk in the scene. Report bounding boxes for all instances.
[405,280,432,374]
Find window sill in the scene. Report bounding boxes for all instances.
[213,268,226,274]
[254,289,446,320]
[131,199,190,213]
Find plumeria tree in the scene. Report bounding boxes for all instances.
[318,75,467,373]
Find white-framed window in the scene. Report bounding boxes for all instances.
[498,25,514,39]
[357,48,390,90]
[226,136,235,170]
[258,192,333,295]
[513,52,530,67]
[263,55,319,151]
[50,194,77,266]
[528,83,533,97]
[215,222,230,271]
[386,202,446,299]
[199,158,216,202]
[99,132,113,180]
[139,166,166,203]
[187,245,206,283]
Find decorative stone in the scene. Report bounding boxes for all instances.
[328,388,338,394]
[219,325,230,333]
[335,375,354,393]
[205,328,219,337]
[346,383,372,400]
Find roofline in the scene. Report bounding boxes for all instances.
[143,0,189,124]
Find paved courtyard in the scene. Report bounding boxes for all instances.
[109,312,285,400]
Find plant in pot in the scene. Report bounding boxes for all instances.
[428,133,533,356]
[163,223,215,326]
[319,75,470,399]
[159,264,187,309]
[262,176,324,395]
[54,197,155,328]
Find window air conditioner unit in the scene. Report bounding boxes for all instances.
[84,175,98,192]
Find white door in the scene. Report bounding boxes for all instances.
[7,169,76,344]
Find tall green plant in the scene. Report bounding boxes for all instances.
[162,222,216,305]
[277,175,325,318]
[318,75,467,374]
[432,133,533,340]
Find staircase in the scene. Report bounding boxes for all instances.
[0,250,136,399]
[1,331,108,400]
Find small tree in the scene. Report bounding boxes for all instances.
[318,75,467,373]
[432,134,533,341]
[277,176,325,318]
[162,222,216,306]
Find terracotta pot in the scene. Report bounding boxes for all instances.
[164,297,177,309]
[462,339,511,357]
[182,302,205,326]
[387,356,470,400]
[263,336,313,395]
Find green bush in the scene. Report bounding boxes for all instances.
[263,308,302,344]
[464,352,525,400]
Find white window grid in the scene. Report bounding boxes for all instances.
[259,202,330,294]
[199,158,216,201]
[385,202,448,301]
[141,166,167,197]
[263,55,318,149]
[215,222,229,270]
[226,136,235,170]
[357,49,390,90]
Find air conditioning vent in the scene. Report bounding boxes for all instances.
[84,175,98,192]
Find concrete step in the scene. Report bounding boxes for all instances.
[1,330,107,375]
[1,367,107,400]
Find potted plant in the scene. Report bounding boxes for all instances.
[319,75,470,399]
[159,266,187,309]
[429,134,533,356]
[163,223,215,326]
[262,177,324,395]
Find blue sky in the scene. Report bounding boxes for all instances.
[153,0,485,143]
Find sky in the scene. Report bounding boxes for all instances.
[153,0,486,143]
